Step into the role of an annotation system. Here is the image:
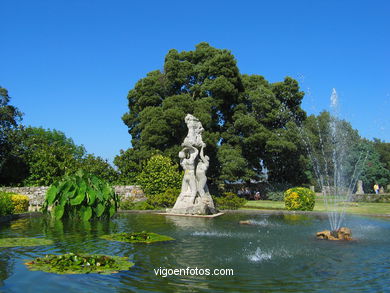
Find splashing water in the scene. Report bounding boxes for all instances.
[301,89,367,231]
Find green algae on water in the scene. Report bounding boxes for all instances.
[0,237,54,248]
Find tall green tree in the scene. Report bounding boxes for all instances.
[119,43,308,186]
[80,154,118,184]
[302,111,389,191]
[5,127,86,186]
[0,86,22,185]
[359,140,390,192]
[373,139,390,171]
[0,86,22,182]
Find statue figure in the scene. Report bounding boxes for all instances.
[196,146,209,198]
[183,114,205,148]
[170,114,216,215]
[179,145,198,203]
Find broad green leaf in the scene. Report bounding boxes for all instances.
[54,206,65,220]
[70,191,86,205]
[102,185,112,200]
[95,203,105,217]
[96,190,103,201]
[79,180,87,194]
[59,194,68,207]
[87,188,96,205]
[109,205,116,218]
[46,186,58,205]
[66,185,77,199]
[82,206,92,221]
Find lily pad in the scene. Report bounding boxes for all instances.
[100,231,174,243]
[0,237,54,248]
[25,253,134,274]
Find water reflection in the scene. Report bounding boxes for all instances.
[0,213,389,292]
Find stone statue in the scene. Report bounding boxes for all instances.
[170,114,216,215]
[179,145,198,203]
[183,114,205,148]
[355,180,364,195]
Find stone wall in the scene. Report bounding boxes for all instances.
[0,186,49,207]
[0,185,146,208]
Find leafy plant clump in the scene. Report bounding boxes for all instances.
[11,194,29,213]
[25,253,134,274]
[213,192,246,210]
[284,187,315,211]
[136,155,182,195]
[101,231,174,244]
[146,188,180,209]
[0,191,15,216]
[0,237,54,248]
[267,191,285,201]
[42,170,119,221]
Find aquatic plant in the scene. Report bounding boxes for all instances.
[42,170,119,221]
[100,231,174,243]
[25,253,134,274]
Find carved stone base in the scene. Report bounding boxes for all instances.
[170,192,217,215]
[316,227,352,241]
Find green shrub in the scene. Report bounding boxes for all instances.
[284,187,315,211]
[136,155,182,195]
[213,192,246,210]
[0,192,15,216]
[267,191,284,201]
[119,197,136,210]
[42,170,119,221]
[11,194,30,213]
[119,198,155,210]
[146,188,180,208]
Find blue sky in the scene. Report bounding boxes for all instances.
[1,0,389,163]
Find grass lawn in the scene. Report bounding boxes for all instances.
[243,198,390,215]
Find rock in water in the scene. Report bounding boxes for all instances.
[316,227,352,241]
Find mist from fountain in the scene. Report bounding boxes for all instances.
[301,89,367,231]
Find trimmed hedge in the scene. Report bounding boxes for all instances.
[284,187,315,211]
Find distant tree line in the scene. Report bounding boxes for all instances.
[1,43,389,193]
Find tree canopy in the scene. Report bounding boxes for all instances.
[120,42,308,186]
[1,126,119,186]
[0,87,23,183]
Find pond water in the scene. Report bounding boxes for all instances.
[0,212,389,292]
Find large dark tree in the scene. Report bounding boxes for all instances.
[119,43,308,186]
[0,86,22,183]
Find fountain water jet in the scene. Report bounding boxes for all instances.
[301,89,368,240]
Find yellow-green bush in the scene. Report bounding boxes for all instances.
[11,194,30,213]
[0,192,15,216]
[284,187,315,211]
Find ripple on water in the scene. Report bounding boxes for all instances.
[244,219,277,227]
[191,231,232,237]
